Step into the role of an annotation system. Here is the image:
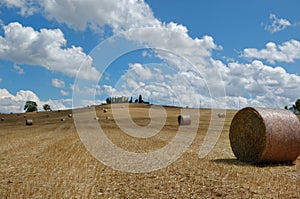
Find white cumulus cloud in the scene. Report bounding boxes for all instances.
[0,0,40,16]
[264,13,292,33]
[0,22,100,80]
[242,39,300,64]
[128,63,156,81]
[42,0,161,32]
[52,78,65,88]
[60,90,69,96]
[0,88,70,113]
[223,60,300,108]
[1,0,161,33]
[13,64,24,74]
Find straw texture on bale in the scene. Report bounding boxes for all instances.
[178,115,191,126]
[229,107,300,164]
[26,119,33,125]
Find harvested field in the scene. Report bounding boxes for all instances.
[0,104,299,198]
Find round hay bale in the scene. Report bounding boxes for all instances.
[103,108,108,113]
[217,113,225,118]
[1,118,4,121]
[230,107,300,164]
[61,118,66,122]
[26,119,33,126]
[106,116,111,120]
[178,115,191,126]
[68,113,73,118]
[94,117,99,121]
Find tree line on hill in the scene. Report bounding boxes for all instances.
[106,94,149,104]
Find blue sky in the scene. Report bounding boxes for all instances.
[0,0,299,113]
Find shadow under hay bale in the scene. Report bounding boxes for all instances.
[212,158,295,167]
[25,119,33,126]
[211,159,249,166]
[229,107,300,164]
[178,115,191,126]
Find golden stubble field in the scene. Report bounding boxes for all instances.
[0,104,299,198]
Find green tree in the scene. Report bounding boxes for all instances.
[24,101,38,112]
[43,104,52,111]
[296,99,300,111]
[106,97,111,104]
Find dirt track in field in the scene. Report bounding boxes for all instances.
[0,104,299,198]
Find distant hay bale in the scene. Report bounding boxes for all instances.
[94,117,99,121]
[229,107,300,164]
[61,118,66,122]
[103,108,108,113]
[26,119,33,126]
[1,118,4,121]
[68,114,73,118]
[178,115,191,126]
[217,113,225,118]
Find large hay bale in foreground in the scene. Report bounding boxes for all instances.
[230,107,300,164]
[26,119,33,126]
[178,115,191,126]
